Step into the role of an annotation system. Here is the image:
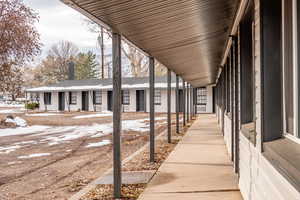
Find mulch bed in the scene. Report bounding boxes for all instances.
[81,184,146,200]
[123,139,179,172]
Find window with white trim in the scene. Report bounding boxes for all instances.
[44,92,51,105]
[196,87,207,105]
[154,90,161,105]
[122,90,130,105]
[69,92,77,105]
[93,91,102,105]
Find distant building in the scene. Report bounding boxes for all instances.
[26,76,213,113]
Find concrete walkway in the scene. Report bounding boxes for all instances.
[138,114,243,200]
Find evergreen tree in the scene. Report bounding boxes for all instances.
[75,51,99,80]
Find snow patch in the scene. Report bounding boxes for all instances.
[86,140,111,148]
[25,113,64,117]
[14,140,38,145]
[0,109,24,114]
[0,145,22,154]
[0,102,24,108]
[73,112,112,119]
[0,125,50,137]
[18,153,51,159]
[5,117,27,127]
[7,161,22,165]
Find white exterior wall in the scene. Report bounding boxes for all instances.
[206,85,213,113]
[219,0,300,199]
[39,92,59,111]
[36,86,212,113]
[239,134,299,200]
[196,85,214,113]
[224,114,232,159]
[122,89,136,112]
[102,90,108,111]
[145,89,176,113]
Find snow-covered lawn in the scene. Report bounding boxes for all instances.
[0,117,167,153]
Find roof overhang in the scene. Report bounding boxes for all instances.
[61,0,239,87]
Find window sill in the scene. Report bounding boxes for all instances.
[241,122,256,145]
[263,138,300,193]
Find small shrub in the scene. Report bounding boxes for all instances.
[25,102,39,110]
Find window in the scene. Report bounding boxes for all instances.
[154,90,161,105]
[283,0,294,135]
[30,93,39,102]
[44,92,51,105]
[240,0,254,125]
[69,92,77,105]
[93,91,102,105]
[197,87,207,105]
[122,90,130,105]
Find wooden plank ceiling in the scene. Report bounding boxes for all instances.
[61,0,239,87]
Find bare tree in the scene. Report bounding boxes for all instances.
[2,66,24,100]
[0,0,41,96]
[44,41,79,82]
[85,20,167,77]
[0,0,41,66]
[85,20,109,79]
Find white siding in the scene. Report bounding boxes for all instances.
[239,134,300,200]
[224,114,232,159]
[39,92,58,111]
[37,86,212,113]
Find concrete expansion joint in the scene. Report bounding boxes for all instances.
[158,188,240,194]
[164,161,233,167]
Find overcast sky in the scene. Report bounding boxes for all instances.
[25,0,102,57]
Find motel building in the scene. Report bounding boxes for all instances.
[32,0,300,199]
[26,76,214,114]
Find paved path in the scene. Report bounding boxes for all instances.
[138,114,243,200]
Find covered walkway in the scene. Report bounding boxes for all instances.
[138,114,242,200]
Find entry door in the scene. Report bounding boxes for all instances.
[107,91,113,111]
[136,90,145,112]
[82,91,89,111]
[58,92,65,111]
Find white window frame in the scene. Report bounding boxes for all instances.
[154,90,161,105]
[44,92,51,105]
[93,91,102,105]
[122,90,130,105]
[197,87,207,105]
[282,0,300,141]
[69,92,77,105]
